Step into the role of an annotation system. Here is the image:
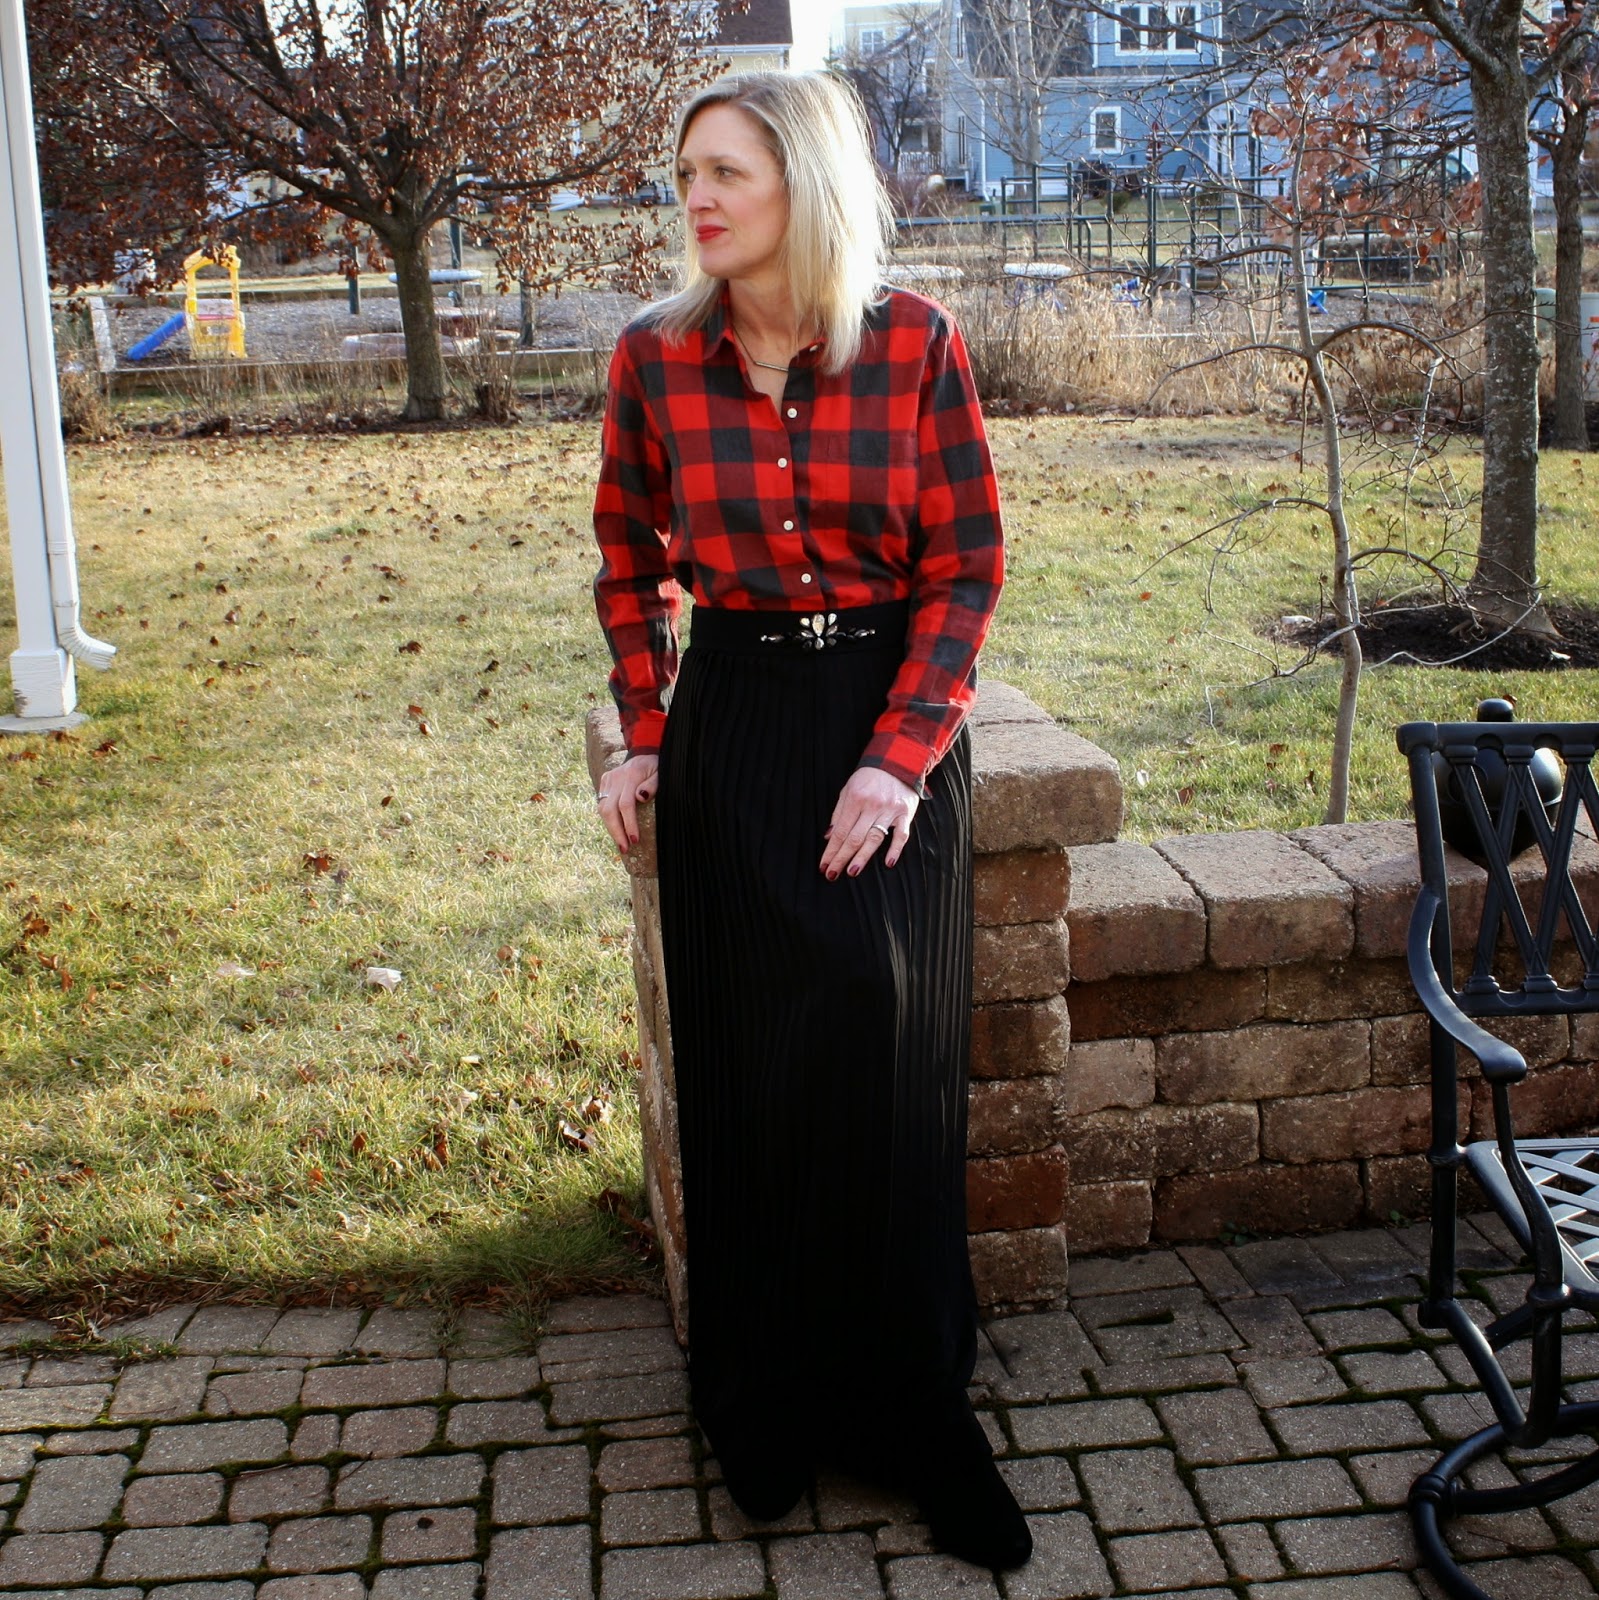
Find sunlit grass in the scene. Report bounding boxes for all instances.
[2,414,1595,1315]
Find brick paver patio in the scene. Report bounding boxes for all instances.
[0,1217,1591,1598]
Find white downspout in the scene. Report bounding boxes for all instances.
[0,0,114,731]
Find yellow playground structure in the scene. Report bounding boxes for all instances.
[183,247,247,359]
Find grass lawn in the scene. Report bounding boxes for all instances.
[3,414,1596,1321]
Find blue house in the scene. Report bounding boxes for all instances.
[937,0,1281,199]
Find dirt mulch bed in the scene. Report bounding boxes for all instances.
[1278,602,1599,671]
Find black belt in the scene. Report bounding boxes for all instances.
[688,600,909,656]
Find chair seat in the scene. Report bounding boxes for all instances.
[1465,1138,1599,1303]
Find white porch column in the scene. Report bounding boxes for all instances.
[0,0,113,733]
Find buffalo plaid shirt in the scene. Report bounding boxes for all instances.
[592,285,1004,791]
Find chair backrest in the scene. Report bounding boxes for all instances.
[1397,720,1599,1019]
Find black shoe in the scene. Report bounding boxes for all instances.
[719,1449,809,1522]
[906,1393,1033,1572]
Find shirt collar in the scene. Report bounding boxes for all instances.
[704,282,828,365]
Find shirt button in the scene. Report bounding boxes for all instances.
[786,407,797,418]
[783,519,795,531]
[800,573,813,584]
[777,457,788,469]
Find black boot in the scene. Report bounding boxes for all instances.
[708,1419,810,1524]
[904,1391,1033,1572]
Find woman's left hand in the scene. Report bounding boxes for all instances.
[820,767,920,880]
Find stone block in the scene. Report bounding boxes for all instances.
[140,1419,288,1473]
[766,1531,883,1599]
[486,1526,592,1600]
[370,1564,480,1600]
[600,1541,767,1600]
[970,679,1053,727]
[1067,969,1266,1042]
[1066,843,1205,982]
[1573,1013,1599,1062]
[586,707,657,880]
[972,919,1069,1005]
[1371,1012,1431,1088]
[998,1510,1113,1599]
[597,1437,695,1493]
[970,717,1123,854]
[1472,1058,1599,1140]
[1154,1162,1364,1242]
[266,1515,372,1574]
[543,1296,672,1336]
[970,995,1069,1081]
[1266,958,1418,1024]
[227,1465,330,1521]
[1191,1457,1361,1522]
[966,1150,1068,1231]
[443,1400,558,1448]
[546,1368,688,1428]
[1076,1447,1201,1532]
[1063,1037,1154,1118]
[1156,831,1354,970]
[1260,1084,1461,1164]
[300,1360,445,1410]
[0,1532,106,1585]
[1064,1181,1153,1253]
[123,1473,226,1528]
[110,1359,211,1423]
[1362,1155,1434,1223]
[262,1310,362,1358]
[1157,1020,1369,1105]
[334,1455,484,1511]
[1290,821,1430,960]
[974,849,1070,928]
[967,1077,1060,1157]
[102,1525,269,1582]
[355,1310,442,1358]
[382,1506,478,1563]
[968,1225,1068,1309]
[600,1486,702,1546]
[490,1445,590,1524]
[1062,1103,1258,1183]
[16,1452,128,1530]
[447,1358,539,1401]
[0,1384,109,1429]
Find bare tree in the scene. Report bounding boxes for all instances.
[1364,0,1596,632]
[832,6,942,176]
[31,0,723,422]
[950,0,1089,171]
[1533,43,1599,452]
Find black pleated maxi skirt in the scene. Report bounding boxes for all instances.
[655,600,978,1474]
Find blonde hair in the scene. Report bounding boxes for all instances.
[636,72,894,374]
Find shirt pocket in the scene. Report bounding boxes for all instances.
[811,430,920,530]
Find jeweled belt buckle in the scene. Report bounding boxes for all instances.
[758,612,877,650]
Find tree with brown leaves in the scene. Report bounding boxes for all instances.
[32,0,725,421]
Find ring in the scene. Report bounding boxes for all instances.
[869,822,890,836]
[598,790,614,802]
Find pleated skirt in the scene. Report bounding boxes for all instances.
[655,600,978,1470]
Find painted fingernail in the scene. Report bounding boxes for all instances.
[826,869,838,882]
[628,833,639,846]
[847,864,861,877]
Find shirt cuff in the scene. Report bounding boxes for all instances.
[625,708,668,759]
[857,732,932,796]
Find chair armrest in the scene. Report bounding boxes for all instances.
[1408,889,1529,1084]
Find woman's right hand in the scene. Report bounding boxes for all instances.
[595,753,660,855]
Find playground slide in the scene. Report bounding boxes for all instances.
[126,312,186,361]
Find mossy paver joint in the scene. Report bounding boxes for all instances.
[0,1218,1584,1597]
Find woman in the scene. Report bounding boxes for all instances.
[591,71,1028,1573]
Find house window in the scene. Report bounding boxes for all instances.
[957,114,968,165]
[1092,108,1122,153]
[1116,4,1200,53]
[860,26,887,52]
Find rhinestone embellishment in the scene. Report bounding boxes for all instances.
[759,612,877,649]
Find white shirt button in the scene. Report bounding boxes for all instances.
[777,457,788,469]
[783,519,795,531]
[786,407,797,418]
[800,573,813,584]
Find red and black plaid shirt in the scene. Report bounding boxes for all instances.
[592,285,1004,791]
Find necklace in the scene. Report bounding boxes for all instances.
[731,321,791,373]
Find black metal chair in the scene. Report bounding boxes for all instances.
[1399,714,1599,1600]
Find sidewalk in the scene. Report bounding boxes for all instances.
[0,1216,1587,1599]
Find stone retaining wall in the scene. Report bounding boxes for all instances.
[591,679,1599,1326]
[1064,820,1599,1255]
[586,680,1121,1341]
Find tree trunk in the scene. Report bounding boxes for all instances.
[390,226,447,423]
[1549,92,1589,451]
[1465,61,1556,634]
